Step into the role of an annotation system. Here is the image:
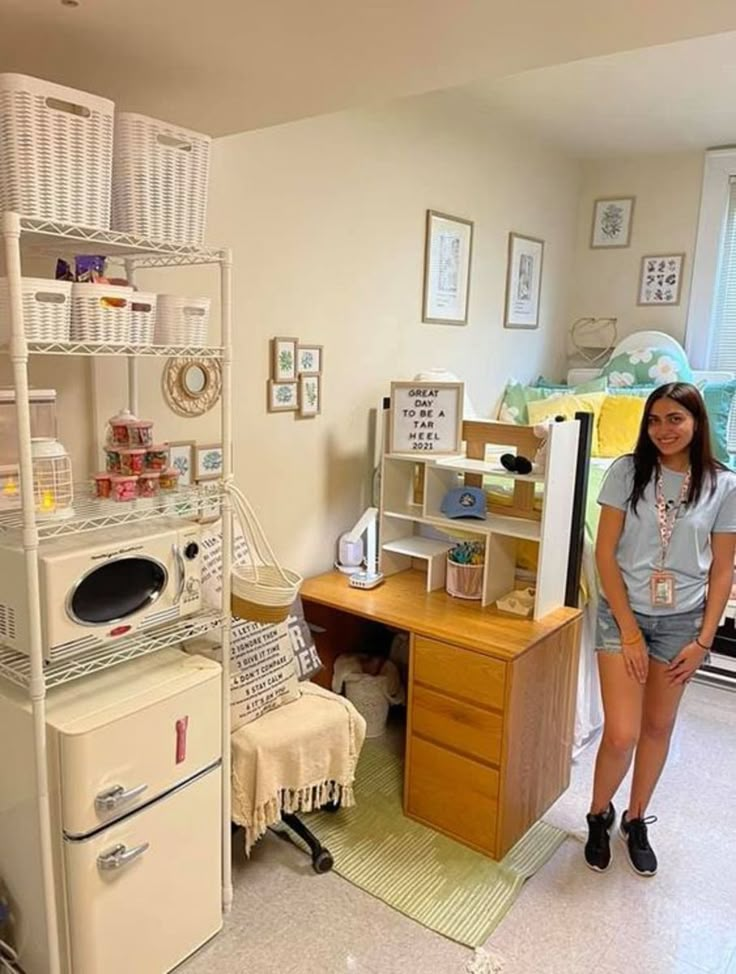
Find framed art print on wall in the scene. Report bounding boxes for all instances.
[271,337,298,381]
[422,210,474,325]
[267,380,298,412]
[299,374,321,417]
[167,440,195,487]
[590,196,635,248]
[297,344,322,375]
[638,253,685,306]
[195,443,224,482]
[504,232,544,329]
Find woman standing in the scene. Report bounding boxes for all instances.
[586,383,736,876]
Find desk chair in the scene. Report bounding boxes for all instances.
[230,682,366,873]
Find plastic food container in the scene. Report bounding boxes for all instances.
[159,468,180,492]
[92,473,112,499]
[145,444,169,471]
[128,420,154,448]
[110,474,138,502]
[105,449,121,473]
[119,448,146,476]
[137,471,160,498]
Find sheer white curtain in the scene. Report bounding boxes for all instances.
[686,149,736,368]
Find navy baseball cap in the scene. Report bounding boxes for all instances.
[440,486,487,520]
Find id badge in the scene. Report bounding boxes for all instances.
[650,571,675,608]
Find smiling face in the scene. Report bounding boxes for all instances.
[647,396,695,459]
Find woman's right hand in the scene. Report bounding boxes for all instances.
[620,629,649,684]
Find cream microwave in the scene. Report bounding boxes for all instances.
[0,519,202,663]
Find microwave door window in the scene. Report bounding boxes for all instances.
[69,557,168,625]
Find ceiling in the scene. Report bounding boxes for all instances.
[3,0,736,137]
[463,31,736,157]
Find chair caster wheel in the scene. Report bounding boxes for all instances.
[323,800,341,813]
[312,849,334,874]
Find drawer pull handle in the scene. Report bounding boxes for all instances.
[97,842,150,872]
[95,783,148,812]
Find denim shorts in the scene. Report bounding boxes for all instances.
[596,598,705,665]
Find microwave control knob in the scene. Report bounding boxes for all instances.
[184,542,200,560]
[186,578,199,595]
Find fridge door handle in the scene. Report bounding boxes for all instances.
[172,543,186,605]
[95,782,148,812]
[97,842,150,871]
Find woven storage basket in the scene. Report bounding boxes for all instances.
[0,278,71,343]
[71,283,132,346]
[344,674,390,738]
[129,292,157,346]
[446,558,483,600]
[155,295,209,346]
[228,484,303,624]
[0,74,113,228]
[112,112,211,246]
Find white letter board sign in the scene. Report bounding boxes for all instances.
[389,381,463,455]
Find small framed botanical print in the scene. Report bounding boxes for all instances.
[297,344,322,375]
[271,337,298,381]
[268,379,298,412]
[195,443,224,482]
[299,374,321,417]
[590,196,635,248]
[167,440,195,487]
[637,253,685,306]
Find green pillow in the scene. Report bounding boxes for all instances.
[607,385,654,398]
[698,379,736,464]
[499,376,607,424]
[534,376,608,394]
[603,347,693,388]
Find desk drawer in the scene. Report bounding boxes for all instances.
[411,684,503,766]
[407,736,499,855]
[413,636,506,712]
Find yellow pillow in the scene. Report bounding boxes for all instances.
[526,392,606,456]
[597,395,645,457]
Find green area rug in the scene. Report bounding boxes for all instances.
[303,741,566,948]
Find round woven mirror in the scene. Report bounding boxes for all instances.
[162,357,222,417]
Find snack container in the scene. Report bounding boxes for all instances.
[159,468,180,492]
[128,420,154,448]
[92,473,112,499]
[110,474,138,502]
[119,448,146,476]
[137,471,160,498]
[105,449,121,473]
[145,444,169,471]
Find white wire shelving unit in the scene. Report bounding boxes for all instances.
[0,210,234,974]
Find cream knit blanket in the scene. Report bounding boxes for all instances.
[231,682,367,854]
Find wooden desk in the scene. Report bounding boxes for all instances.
[301,570,582,860]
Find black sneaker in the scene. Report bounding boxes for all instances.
[619,811,658,877]
[585,802,616,872]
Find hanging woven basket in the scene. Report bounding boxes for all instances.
[228,484,303,624]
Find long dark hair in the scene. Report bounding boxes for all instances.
[629,382,723,514]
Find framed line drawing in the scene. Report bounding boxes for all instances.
[267,379,298,412]
[297,344,323,375]
[271,336,298,381]
[422,210,474,325]
[195,443,224,482]
[637,253,685,306]
[504,232,544,329]
[167,440,195,488]
[299,373,321,417]
[590,196,635,249]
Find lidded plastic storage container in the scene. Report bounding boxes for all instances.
[0,73,114,227]
[112,112,211,246]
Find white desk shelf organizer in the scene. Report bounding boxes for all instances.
[379,418,580,620]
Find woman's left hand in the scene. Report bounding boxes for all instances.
[667,641,706,686]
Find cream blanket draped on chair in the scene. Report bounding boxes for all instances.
[231,682,367,853]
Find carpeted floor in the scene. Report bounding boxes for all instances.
[301,740,566,948]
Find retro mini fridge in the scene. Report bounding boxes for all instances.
[0,648,223,974]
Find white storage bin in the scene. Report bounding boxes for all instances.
[155,295,210,346]
[0,74,113,228]
[129,291,157,346]
[112,112,211,246]
[0,278,71,343]
[71,283,132,346]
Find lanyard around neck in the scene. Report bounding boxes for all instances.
[654,465,691,569]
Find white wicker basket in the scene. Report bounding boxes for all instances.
[112,112,211,246]
[0,278,71,344]
[0,74,113,228]
[71,284,132,346]
[129,292,157,346]
[155,295,210,346]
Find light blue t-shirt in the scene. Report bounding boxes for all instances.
[597,456,736,614]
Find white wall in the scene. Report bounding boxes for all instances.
[567,151,704,356]
[46,91,583,577]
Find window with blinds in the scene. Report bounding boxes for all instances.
[710,176,736,370]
